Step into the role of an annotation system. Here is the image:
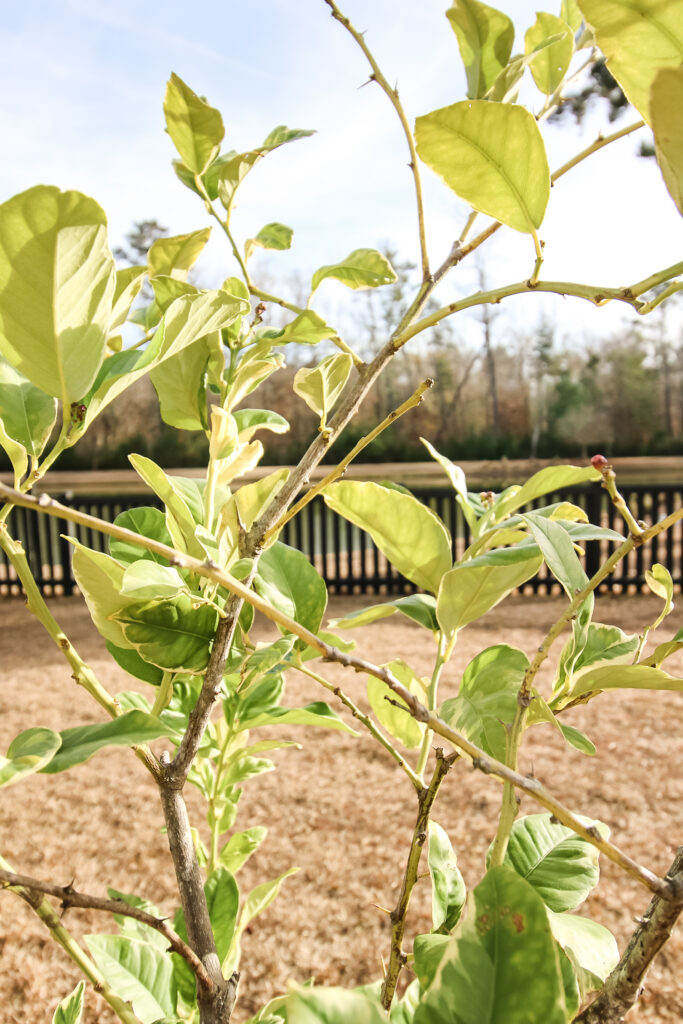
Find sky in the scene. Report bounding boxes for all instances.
[1,0,682,348]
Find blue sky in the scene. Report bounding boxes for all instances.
[1,0,681,343]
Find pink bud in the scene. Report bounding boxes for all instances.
[591,454,608,469]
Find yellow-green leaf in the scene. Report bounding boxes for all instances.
[148,228,212,281]
[437,549,543,638]
[525,13,574,95]
[446,0,514,99]
[163,73,224,174]
[323,481,452,594]
[245,222,293,261]
[0,186,115,405]
[577,0,683,123]
[293,352,353,427]
[311,249,397,293]
[415,101,550,233]
[367,660,426,749]
[651,66,683,215]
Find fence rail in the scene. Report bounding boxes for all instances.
[1,484,681,598]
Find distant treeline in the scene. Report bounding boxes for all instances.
[3,317,680,474]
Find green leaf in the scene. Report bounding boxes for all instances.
[70,540,134,648]
[428,821,466,932]
[110,507,173,567]
[148,229,212,280]
[110,266,146,331]
[494,465,601,520]
[556,623,638,697]
[86,934,176,1023]
[222,754,275,787]
[0,727,61,788]
[641,638,683,668]
[84,290,247,429]
[127,455,206,559]
[0,185,115,405]
[224,867,299,975]
[576,0,683,123]
[651,66,683,215]
[525,13,574,95]
[414,866,567,1024]
[288,987,385,1024]
[149,333,211,431]
[436,550,542,638]
[645,562,675,614]
[239,701,357,734]
[0,355,57,484]
[234,409,290,442]
[163,73,224,174]
[323,481,452,594]
[121,561,187,600]
[42,711,172,774]
[503,812,605,912]
[262,125,316,150]
[275,310,338,346]
[331,593,438,632]
[205,868,240,962]
[440,645,528,761]
[311,249,397,293]
[367,660,426,749]
[547,909,619,997]
[215,127,315,210]
[412,932,450,990]
[225,351,284,413]
[150,276,199,314]
[293,353,353,427]
[445,0,514,98]
[561,0,583,32]
[559,723,596,756]
[522,512,587,597]
[218,827,268,873]
[569,662,683,699]
[113,596,219,674]
[254,542,327,634]
[415,102,550,234]
[107,889,168,951]
[242,637,295,685]
[246,222,293,260]
[421,438,478,530]
[238,867,298,934]
[52,981,86,1024]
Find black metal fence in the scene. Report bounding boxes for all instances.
[1,483,681,598]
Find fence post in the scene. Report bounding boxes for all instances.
[584,486,603,581]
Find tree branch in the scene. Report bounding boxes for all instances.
[0,858,143,1024]
[381,748,457,1009]
[157,780,239,1024]
[0,868,212,991]
[574,848,683,1023]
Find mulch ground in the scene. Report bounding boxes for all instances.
[0,592,681,1023]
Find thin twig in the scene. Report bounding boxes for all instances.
[381,749,457,1009]
[293,659,422,790]
[324,0,430,280]
[0,869,212,991]
[264,378,433,542]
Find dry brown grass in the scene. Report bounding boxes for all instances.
[0,592,681,1023]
